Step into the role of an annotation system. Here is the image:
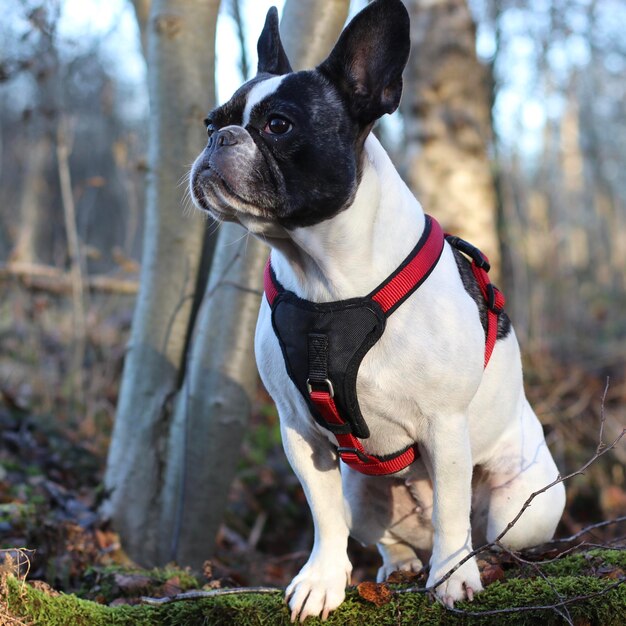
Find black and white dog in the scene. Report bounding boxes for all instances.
[190,0,565,621]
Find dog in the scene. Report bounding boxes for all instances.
[190,0,565,621]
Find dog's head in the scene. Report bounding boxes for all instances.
[189,0,409,235]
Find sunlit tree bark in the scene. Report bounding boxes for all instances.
[103,0,220,566]
[401,0,500,277]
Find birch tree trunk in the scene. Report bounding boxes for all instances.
[102,0,220,566]
[401,0,500,277]
[158,0,350,569]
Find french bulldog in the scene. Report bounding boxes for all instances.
[190,0,565,621]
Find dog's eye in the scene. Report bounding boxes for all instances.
[264,116,292,136]
[205,121,216,137]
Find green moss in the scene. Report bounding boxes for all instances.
[538,548,626,577]
[79,563,201,603]
[3,549,626,626]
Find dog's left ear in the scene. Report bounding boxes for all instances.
[257,6,293,75]
[319,0,410,125]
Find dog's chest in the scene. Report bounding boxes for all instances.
[270,292,385,439]
[257,244,488,461]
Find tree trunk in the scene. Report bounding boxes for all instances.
[158,0,350,569]
[102,0,220,566]
[159,230,266,566]
[401,0,500,277]
[10,136,50,264]
[131,0,151,59]
[280,0,350,71]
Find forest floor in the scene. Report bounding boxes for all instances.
[0,285,625,623]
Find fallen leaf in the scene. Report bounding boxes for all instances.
[479,562,505,586]
[387,569,422,584]
[159,575,182,597]
[596,565,625,580]
[357,581,393,607]
[28,580,60,597]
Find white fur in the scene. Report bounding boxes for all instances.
[243,75,286,126]
[253,134,565,620]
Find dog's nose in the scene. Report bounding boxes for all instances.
[214,128,238,147]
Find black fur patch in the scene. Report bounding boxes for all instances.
[194,0,413,230]
[452,249,511,341]
[202,71,364,229]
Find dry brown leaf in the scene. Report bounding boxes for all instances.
[357,581,393,607]
[28,580,60,597]
[159,575,182,597]
[479,562,505,586]
[386,569,422,584]
[596,565,626,580]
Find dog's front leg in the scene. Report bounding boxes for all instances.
[280,418,351,622]
[424,414,483,606]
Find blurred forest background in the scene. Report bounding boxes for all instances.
[0,0,625,604]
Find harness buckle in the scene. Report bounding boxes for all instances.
[307,378,335,398]
[445,235,491,272]
[486,284,505,314]
[337,447,371,464]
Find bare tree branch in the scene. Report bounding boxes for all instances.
[546,515,626,546]
[0,262,138,295]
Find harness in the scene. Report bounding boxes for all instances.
[263,215,505,476]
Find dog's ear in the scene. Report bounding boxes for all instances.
[318,0,410,125]
[257,6,293,75]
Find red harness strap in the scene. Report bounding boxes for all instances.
[264,215,504,475]
[310,390,417,476]
[471,260,505,366]
[444,235,505,367]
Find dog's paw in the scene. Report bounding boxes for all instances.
[427,555,483,607]
[377,556,423,582]
[285,557,351,622]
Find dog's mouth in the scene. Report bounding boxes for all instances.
[191,165,289,238]
[192,164,260,219]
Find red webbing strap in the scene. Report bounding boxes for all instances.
[470,260,505,368]
[371,216,444,314]
[310,390,418,475]
[261,216,501,476]
[262,216,445,476]
[264,259,279,307]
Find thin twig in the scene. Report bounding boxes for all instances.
[396,386,625,597]
[545,515,626,545]
[443,578,625,618]
[595,378,610,453]
[430,423,626,592]
[492,437,624,553]
[141,586,282,605]
[496,541,574,625]
[520,539,626,567]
